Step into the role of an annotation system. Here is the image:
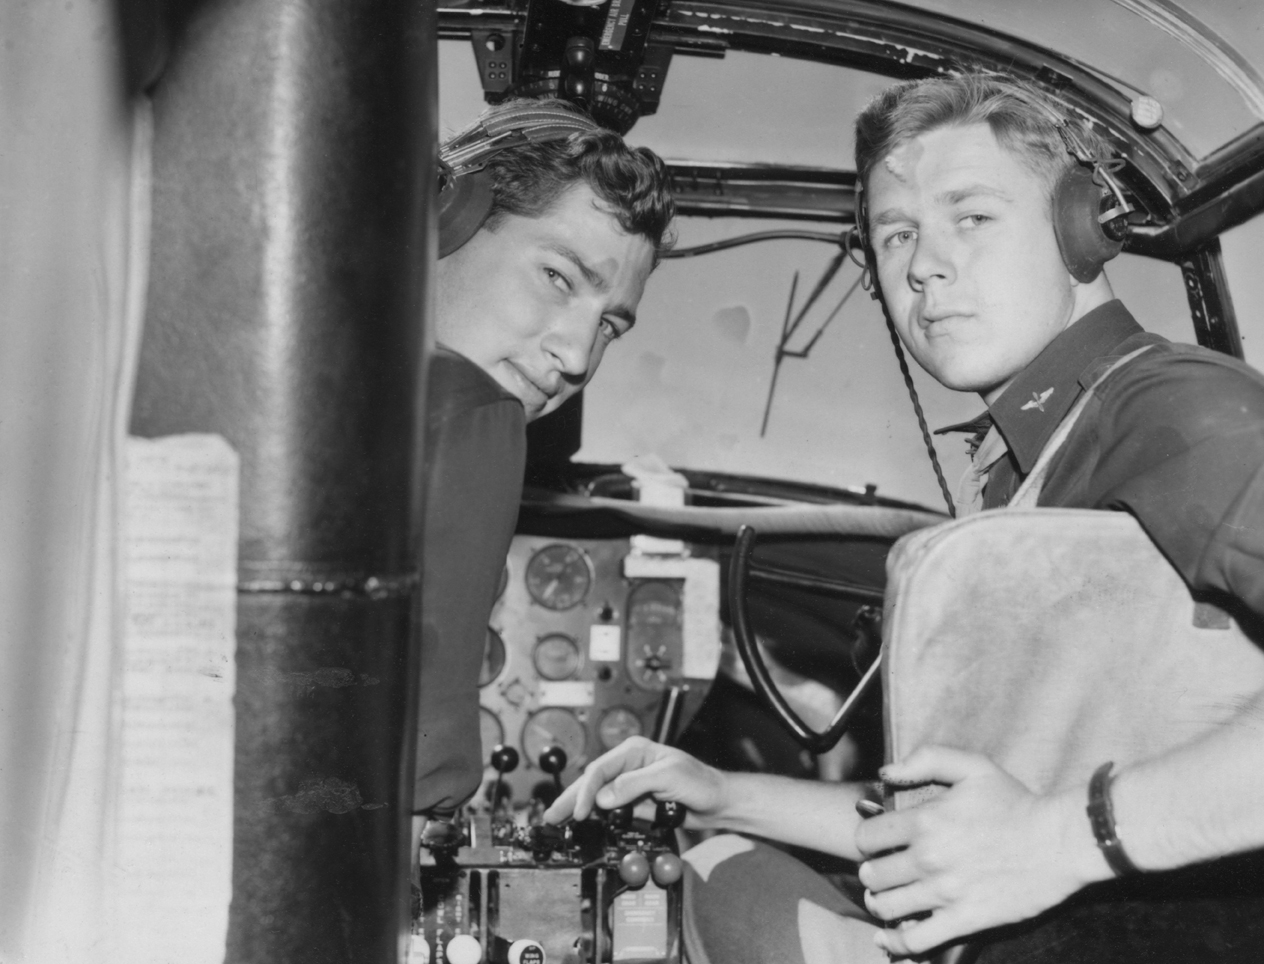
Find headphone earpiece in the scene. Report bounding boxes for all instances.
[438,164,494,259]
[1052,163,1127,283]
[1050,120,1133,283]
[436,100,603,259]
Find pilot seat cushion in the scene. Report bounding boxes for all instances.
[881,508,1264,960]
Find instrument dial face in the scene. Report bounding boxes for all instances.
[521,707,588,772]
[479,627,507,687]
[532,633,582,681]
[495,561,510,601]
[625,580,683,690]
[525,544,593,611]
[598,707,643,750]
[480,706,505,760]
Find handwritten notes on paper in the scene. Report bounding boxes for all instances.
[118,434,239,964]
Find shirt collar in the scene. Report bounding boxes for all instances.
[986,300,1143,472]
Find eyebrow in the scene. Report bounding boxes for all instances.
[869,183,1015,229]
[936,184,1014,206]
[547,243,638,328]
[549,242,609,292]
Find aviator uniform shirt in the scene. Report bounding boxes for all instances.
[414,347,526,813]
[969,299,1264,621]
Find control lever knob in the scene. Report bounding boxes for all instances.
[607,805,632,830]
[565,35,595,69]
[654,800,686,830]
[618,850,651,888]
[538,745,568,775]
[652,852,684,886]
[490,744,520,773]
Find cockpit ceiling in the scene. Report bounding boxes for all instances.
[440,0,1264,253]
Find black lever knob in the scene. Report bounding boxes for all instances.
[565,35,595,70]
[538,745,568,776]
[490,744,519,773]
[607,805,633,830]
[654,800,686,830]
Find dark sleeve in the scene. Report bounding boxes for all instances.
[413,366,526,813]
[1072,349,1264,619]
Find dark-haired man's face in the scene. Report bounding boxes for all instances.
[867,123,1080,402]
[436,183,655,421]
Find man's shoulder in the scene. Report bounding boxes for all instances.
[1094,334,1264,436]
[428,346,525,421]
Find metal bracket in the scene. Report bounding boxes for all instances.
[1177,238,1243,358]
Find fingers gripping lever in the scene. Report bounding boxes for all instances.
[728,524,883,754]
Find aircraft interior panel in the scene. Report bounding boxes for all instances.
[476,535,719,810]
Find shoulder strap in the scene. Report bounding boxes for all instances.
[1008,345,1153,509]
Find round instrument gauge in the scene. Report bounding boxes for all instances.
[533,633,582,681]
[625,580,683,690]
[521,707,588,771]
[479,627,507,687]
[480,706,505,759]
[598,707,643,750]
[525,544,592,611]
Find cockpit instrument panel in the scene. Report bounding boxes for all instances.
[477,536,720,806]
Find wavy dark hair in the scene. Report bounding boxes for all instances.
[472,101,676,262]
[855,72,1112,200]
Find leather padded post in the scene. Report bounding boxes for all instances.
[132,1,435,959]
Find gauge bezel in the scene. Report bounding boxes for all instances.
[532,632,584,681]
[524,542,595,612]
[597,705,644,750]
[479,705,505,760]
[520,706,589,772]
[479,626,507,687]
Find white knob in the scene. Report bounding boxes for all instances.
[508,938,546,964]
[445,933,483,964]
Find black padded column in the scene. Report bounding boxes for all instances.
[132,1,435,960]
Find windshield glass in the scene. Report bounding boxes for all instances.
[576,221,1195,509]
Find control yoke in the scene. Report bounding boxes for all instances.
[728,524,883,753]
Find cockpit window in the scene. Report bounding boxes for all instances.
[577,222,1194,508]
[895,0,1264,160]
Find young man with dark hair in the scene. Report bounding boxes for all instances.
[415,100,674,835]
[544,73,1264,963]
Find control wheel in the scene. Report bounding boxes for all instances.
[729,525,882,753]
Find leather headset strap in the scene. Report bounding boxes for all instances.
[440,102,602,174]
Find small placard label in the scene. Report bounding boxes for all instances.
[589,624,621,661]
[537,680,594,707]
[612,882,669,960]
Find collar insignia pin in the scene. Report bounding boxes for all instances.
[1021,387,1055,413]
